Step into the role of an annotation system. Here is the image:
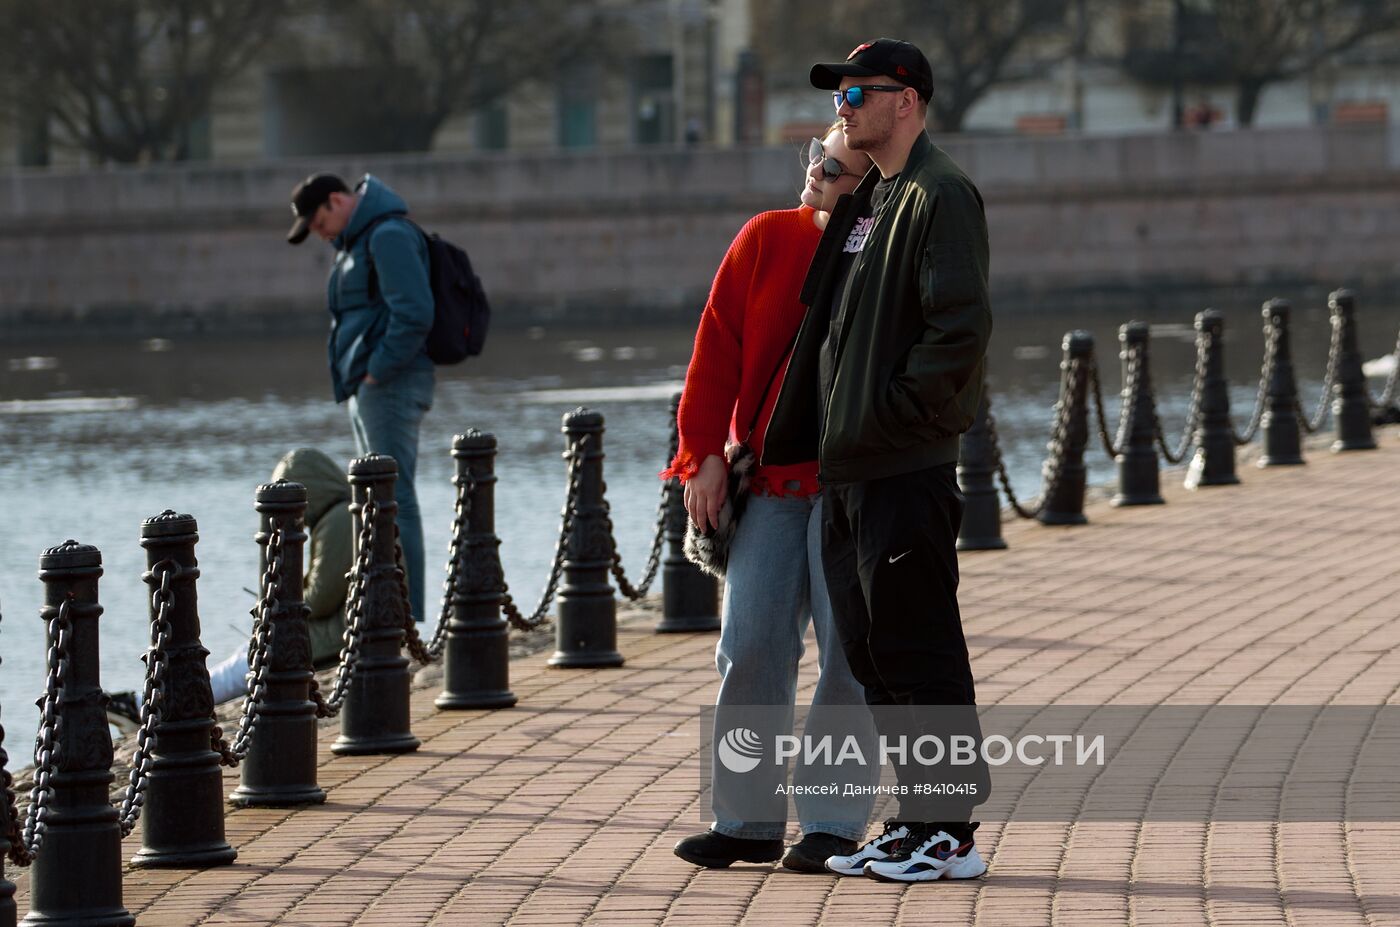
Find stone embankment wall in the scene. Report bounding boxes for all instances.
[3,124,1400,335]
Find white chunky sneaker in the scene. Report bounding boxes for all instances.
[824,820,914,876]
[863,826,988,883]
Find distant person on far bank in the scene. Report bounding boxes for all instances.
[286,172,434,622]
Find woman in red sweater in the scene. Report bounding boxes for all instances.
[667,124,876,873]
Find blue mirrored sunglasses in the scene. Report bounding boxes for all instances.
[832,84,907,110]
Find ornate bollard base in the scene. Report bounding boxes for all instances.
[548,648,625,668]
[656,565,720,632]
[227,784,327,808]
[1256,453,1304,468]
[130,843,238,870]
[436,689,518,709]
[1038,510,1088,526]
[654,614,721,633]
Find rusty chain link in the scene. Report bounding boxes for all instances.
[403,471,476,665]
[607,477,667,601]
[1155,327,1210,465]
[8,597,73,865]
[1233,316,1280,446]
[117,561,175,836]
[989,357,1080,520]
[310,490,377,717]
[1298,310,1343,435]
[499,435,590,631]
[212,527,282,765]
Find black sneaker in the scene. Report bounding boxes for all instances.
[105,690,141,734]
[673,830,783,869]
[782,832,858,873]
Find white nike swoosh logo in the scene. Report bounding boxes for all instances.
[888,550,912,564]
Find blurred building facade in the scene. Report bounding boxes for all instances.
[4,0,1400,168]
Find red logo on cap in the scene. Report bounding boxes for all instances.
[847,42,872,60]
[896,65,909,76]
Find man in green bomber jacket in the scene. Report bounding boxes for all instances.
[762,38,993,883]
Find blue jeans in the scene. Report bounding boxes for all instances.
[711,492,875,842]
[347,364,434,621]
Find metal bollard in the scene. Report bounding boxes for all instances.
[131,512,236,868]
[1258,299,1305,467]
[229,481,326,806]
[1040,331,1093,525]
[1327,289,1377,452]
[550,409,624,668]
[24,541,134,927]
[657,393,721,632]
[956,390,1006,550]
[1111,321,1165,506]
[1185,309,1241,489]
[333,455,420,754]
[436,432,518,709]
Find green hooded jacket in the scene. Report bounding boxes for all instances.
[270,448,352,667]
[763,132,992,483]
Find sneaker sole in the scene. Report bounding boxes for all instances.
[824,858,878,877]
[864,858,988,883]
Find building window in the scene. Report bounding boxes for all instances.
[632,53,674,145]
[476,98,509,151]
[558,60,598,149]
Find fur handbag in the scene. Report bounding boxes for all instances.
[680,334,797,579]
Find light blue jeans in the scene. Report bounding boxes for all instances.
[347,364,434,621]
[712,492,875,841]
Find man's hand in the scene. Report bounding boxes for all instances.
[683,454,727,534]
[363,374,379,386]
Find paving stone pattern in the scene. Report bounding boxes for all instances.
[12,431,1400,926]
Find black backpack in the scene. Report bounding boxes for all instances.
[360,214,490,365]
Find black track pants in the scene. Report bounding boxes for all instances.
[820,462,986,820]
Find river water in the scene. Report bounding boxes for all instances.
[2,303,1397,717]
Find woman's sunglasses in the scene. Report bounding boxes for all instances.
[832,84,906,110]
[804,138,859,182]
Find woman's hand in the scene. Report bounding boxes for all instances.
[683,454,728,533]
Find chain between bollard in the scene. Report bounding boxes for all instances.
[1373,324,1400,410]
[1298,310,1343,434]
[989,357,1079,520]
[499,434,590,631]
[607,477,668,601]
[212,528,283,765]
[1155,327,1210,465]
[116,560,176,836]
[1233,316,1281,445]
[404,472,476,665]
[7,597,73,865]
[1088,355,1127,459]
[310,489,377,717]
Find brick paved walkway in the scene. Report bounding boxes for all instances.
[12,430,1400,926]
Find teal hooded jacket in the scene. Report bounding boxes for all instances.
[325,175,433,403]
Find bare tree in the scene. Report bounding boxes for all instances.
[1121,0,1400,126]
[752,0,1071,132]
[320,0,628,152]
[0,0,283,163]
[1211,0,1400,125]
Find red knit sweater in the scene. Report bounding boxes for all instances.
[661,206,822,496]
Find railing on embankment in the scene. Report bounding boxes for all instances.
[0,289,1397,926]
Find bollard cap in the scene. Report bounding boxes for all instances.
[348,453,398,479]
[562,407,604,432]
[1119,320,1149,342]
[40,539,101,571]
[1262,297,1290,320]
[141,510,198,541]
[1064,330,1094,356]
[256,479,308,505]
[452,430,497,454]
[1196,308,1224,332]
[1329,288,1355,313]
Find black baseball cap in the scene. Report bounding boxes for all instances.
[810,38,934,102]
[286,173,348,244]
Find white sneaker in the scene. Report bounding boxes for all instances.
[863,827,988,882]
[824,820,913,876]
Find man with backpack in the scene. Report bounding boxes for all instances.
[287,171,435,622]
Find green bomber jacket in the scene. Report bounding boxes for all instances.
[762,131,992,483]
